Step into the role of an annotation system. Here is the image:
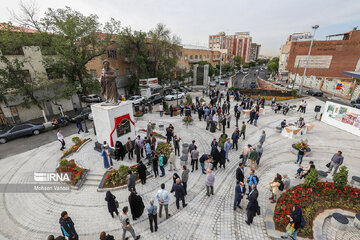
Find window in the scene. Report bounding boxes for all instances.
[190,55,193,59]
[115,69,120,76]
[199,55,202,60]
[195,55,198,59]
[20,70,31,82]
[46,68,63,80]
[126,68,132,76]
[107,50,117,59]
[184,55,188,60]
[90,69,97,78]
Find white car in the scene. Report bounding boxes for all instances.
[287,85,300,90]
[127,95,145,105]
[219,80,225,85]
[165,93,184,101]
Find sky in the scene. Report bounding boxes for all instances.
[1,0,360,56]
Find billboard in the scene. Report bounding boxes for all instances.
[294,55,332,69]
[322,101,360,136]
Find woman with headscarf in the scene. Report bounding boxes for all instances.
[137,161,147,184]
[211,148,221,170]
[101,146,110,169]
[105,191,118,218]
[114,141,126,161]
[269,173,282,203]
[134,142,141,163]
[170,172,180,193]
[128,189,145,220]
[281,205,303,239]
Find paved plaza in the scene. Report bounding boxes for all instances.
[0,94,359,240]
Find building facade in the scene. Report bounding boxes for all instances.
[285,29,360,99]
[250,43,261,61]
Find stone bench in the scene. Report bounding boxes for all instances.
[350,176,360,188]
[180,155,188,166]
[354,213,360,229]
[318,170,328,181]
[182,143,189,149]
[275,126,282,133]
[158,124,164,131]
[331,212,349,230]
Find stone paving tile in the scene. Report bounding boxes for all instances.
[0,96,359,239]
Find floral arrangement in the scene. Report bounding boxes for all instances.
[62,138,88,158]
[134,111,143,117]
[294,139,310,150]
[57,159,85,185]
[183,116,193,122]
[251,95,296,101]
[104,164,137,188]
[139,129,166,139]
[274,182,360,238]
[218,134,228,148]
[156,142,171,158]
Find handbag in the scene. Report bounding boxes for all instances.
[240,154,244,159]
[256,206,261,215]
[115,200,119,209]
[286,223,295,236]
[326,162,331,168]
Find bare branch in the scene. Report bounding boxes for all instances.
[9,0,44,32]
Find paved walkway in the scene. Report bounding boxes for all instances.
[0,96,359,240]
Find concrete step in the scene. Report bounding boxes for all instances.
[83,179,101,186]
[86,174,103,181]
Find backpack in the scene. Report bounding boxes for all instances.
[279,181,284,191]
[253,175,259,184]
[300,215,306,228]
[162,155,168,165]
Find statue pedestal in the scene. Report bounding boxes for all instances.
[91,101,135,148]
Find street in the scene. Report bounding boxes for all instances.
[0,119,93,159]
[233,68,267,89]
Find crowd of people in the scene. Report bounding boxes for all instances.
[52,89,347,240]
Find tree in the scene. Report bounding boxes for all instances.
[222,63,233,73]
[333,166,349,190]
[116,27,150,91]
[11,3,121,95]
[267,57,279,73]
[233,55,243,69]
[148,23,181,84]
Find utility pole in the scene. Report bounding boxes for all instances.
[219,33,226,80]
[299,25,319,95]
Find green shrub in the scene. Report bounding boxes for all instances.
[304,169,319,188]
[186,94,192,105]
[291,89,298,97]
[72,136,81,144]
[118,165,131,178]
[229,86,236,91]
[199,98,205,102]
[59,159,68,167]
[156,142,172,158]
[333,166,348,190]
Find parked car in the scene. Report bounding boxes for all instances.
[165,92,184,101]
[209,81,217,87]
[219,79,225,85]
[183,86,192,92]
[127,95,145,105]
[353,104,360,109]
[307,89,324,96]
[145,95,164,105]
[70,107,92,123]
[214,76,220,83]
[84,94,102,103]
[287,85,300,90]
[0,123,45,144]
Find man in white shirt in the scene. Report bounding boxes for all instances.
[155,183,171,219]
[158,104,163,117]
[57,130,65,151]
[301,101,308,113]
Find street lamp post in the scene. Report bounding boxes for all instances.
[219,33,225,80]
[299,25,319,95]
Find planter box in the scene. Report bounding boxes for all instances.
[56,168,89,190]
[97,170,152,192]
[60,138,92,160]
[290,144,312,157]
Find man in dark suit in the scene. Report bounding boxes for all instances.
[246,184,259,225]
[234,181,246,210]
[173,178,187,209]
[236,163,245,183]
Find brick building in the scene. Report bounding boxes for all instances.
[250,43,261,61]
[178,45,222,71]
[286,29,360,100]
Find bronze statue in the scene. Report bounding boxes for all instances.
[100,59,118,104]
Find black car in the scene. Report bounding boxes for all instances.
[307,89,324,96]
[70,107,92,122]
[145,95,164,105]
[0,123,45,144]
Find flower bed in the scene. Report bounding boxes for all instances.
[183,116,193,122]
[103,164,138,188]
[134,111,143,117]
[62,137,89,158]
[251,95,297,101]
[57,159,86,186]
[139,129,166,139]
[274,182,360,238]
[156,142,171,158]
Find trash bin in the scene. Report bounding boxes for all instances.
[210,121,216,133]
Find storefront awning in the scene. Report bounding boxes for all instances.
[343,71,360,79]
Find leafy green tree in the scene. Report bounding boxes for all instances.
[233,55,243,69]
[333,166,349,190]
[304,169,319,189]
[148,23,181,84]
[267,57,279,73]
[222,63,233,73]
